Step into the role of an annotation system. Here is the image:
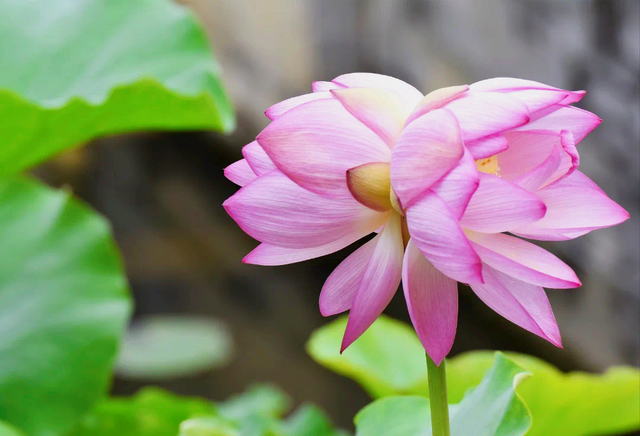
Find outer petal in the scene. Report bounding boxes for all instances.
[443,92,530,142]
[403,239,458,365]
[405,85,469,126]
[391,109,465,208]
[515,105,601,144]
[513,171,629,240]
[467,231,581,289]
[223,170,385,248]
[460,173,547,233]
[332,87,410,147]
[224,159,257,186]
[257,98,390,197]
[332,72,423,109]
[265,91,333,121]
[319,237,378,316]
[341,213,404,352]
[512,145,562,192]
[406,191,483,284]
[430,148,479,220]
[498,130,578,184]
[465,134,510,160]
[243,212,387,266]
[470,77,584,112]
[470,265,562,347]
[312,81,344,92]
[242,141,276,176]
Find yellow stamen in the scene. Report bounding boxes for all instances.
[475,155,500,176]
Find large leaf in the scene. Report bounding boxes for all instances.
[116,315,234,379]
[69,387,216,436]
[217,384,290,423]
[308,316,640,436]
[71,385,345,436]
[280,405,350,436]
[446,352,640,436]
[354,353,531,436]
[0,176,132,436]
[0,422,24,436]
[0,0,234,174]
[179,417,240,436]
[306,316,426,398]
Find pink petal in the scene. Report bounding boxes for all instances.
[470,78,584,112]
[515,105,601,144]
[223,170,386,249]
[242,141,276,176]
[257,98,390,197]
[470,264,562,347]
[498,130,578,184]
[443,92,530,142]
[460,173,547,233]
[332,72,423,109]
[501,89,570,113]
[319,237,378,316]
[341,213,404,352]
[403,239,458,365]
[265,91,333,121]
[405,85,469,126]
[512,145,562,192]
[465,134,510,160]
[560,91,586,105]
[243,214,385,266]
[332,87,410,147]
[390,108,465,208]
[224,159,257,186]
[430,148,480,220]
[470,77,566,92]
[513,171,629,240]
[546,170,605,194]
[312,81,344,92]
[406,191,483,284]
[467,231,581,289]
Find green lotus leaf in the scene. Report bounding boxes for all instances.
[0,176,132,436]
[69,387,216,436]
[354,353,531,436]
[308,315,640,436]
[116,315,233,380]
[0,0,234,174]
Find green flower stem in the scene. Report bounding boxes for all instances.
[427,353,451,436]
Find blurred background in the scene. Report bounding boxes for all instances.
[34,0,640,432]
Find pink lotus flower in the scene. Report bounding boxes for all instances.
[224,73,629,365]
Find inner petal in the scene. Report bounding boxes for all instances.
[347,162,392,212]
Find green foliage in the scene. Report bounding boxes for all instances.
[448,352,640,436]
[280,405,350,436]
[0,0,234,175]
[308,315,640,436]
[179,417,240,436]
[0,422,25,436]
[306,316,426,398]
[117,315,234,380]
[0,177,132,436]
[68,385,347,436]
[354,353,531,436]
[68,387,216,436]
[0,0,237,434]
[217,384,291,423]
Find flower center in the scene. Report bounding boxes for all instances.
[475,155,500,176]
